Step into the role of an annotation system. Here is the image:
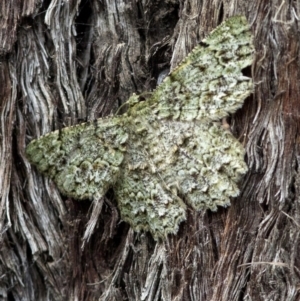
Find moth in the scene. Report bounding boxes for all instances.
[26,16,253,240]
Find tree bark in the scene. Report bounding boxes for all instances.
[1,0,300,300]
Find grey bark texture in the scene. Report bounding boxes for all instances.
[1,0,300,300]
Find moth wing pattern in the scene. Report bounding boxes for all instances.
[149,15,253,122]
[26,16,253,240]
[26,117,128,200]
[114,168,187,240]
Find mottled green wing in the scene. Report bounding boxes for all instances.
[114,168,187,240]
[154,120,248,211]
[146,15,253,121]
[26,117,128,200]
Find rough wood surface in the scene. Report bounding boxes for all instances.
[1,0,300,300]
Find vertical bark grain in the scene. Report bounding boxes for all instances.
[1,0,300,300]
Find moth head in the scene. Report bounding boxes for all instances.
[126,94,140,107]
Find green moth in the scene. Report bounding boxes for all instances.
[26,16,253,240]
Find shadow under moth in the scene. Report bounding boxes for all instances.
[26,16,253,240]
